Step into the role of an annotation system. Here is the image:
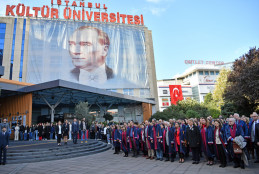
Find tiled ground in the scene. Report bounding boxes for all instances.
[0,150,258,174]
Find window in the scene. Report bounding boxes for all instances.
[216,71,219,75]
[0,23,6,66]
[19,19,26,82]
[123,89,134,96]
[205,71,209,75]
[210,71,214,75]
[10,18,17,80]
[193,72,196,75]
[140,89,150,98]
[107,89,117,93]
[189,73,192,77]
[163,90,168,94]
[199,71,203,75]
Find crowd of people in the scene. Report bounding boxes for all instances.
[108,112,259,169]
[11,118,107,145]
[1,112,259,168]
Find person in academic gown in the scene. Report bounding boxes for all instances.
[120,126,128,157]
[186,119,201,164]
[174,122,186,163]
[213,119,228,168]
[225,118,245,169]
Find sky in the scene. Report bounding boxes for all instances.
[1,0,259,80]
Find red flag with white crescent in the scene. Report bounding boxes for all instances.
[169,85,183,105]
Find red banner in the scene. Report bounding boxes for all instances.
[169,85,183,105]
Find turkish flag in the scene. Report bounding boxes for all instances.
[169,85,183,105]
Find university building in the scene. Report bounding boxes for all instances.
[0,17,158,127]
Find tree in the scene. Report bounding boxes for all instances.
[74,102,93,122]
[212,68,231,109]
[151,99,210,120]
[224,47,259,115]
[103,113,113,121]
[204,93,213,105]
[186,110,200,118]
[221,102,237,117]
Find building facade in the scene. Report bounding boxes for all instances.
[157,64,228,111]
[0,17,158,125]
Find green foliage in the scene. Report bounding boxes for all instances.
[203,93,221,118]
[204,93,213,105]
[225,47,259,114]
[186,110,200,118]
[152,99,211,120]
[212,68,231,109]
[221,102,237,117]
[103,113,113,121]
[208,107,221,118]
[74,102,93,122]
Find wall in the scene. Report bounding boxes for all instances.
[142,103,152,121]
[0,93,33,126]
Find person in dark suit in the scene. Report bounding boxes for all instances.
[255,120,259,163]
[0,126,9,165]
[72,118,79,144]
[63,120,69,145]
[68,26,114,87]
[0,119,10,133]
[55,121,63,146]
[186,119,201,164]
[19,124,24,141]
[38,123,43,141]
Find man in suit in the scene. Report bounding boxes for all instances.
[0,126,9,165]
[68,26,114,87]
[0,119,10,134]
[72,118,79,144]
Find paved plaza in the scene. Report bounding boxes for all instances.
[0,149,258,174]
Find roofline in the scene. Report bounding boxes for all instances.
[22,79,156,105]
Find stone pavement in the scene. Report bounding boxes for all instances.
[0,150,258,174]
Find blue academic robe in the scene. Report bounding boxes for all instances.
[236,120,248,139]
[114,129,121,147]
[149,126,155,149]
[155,124,163,151]
[225,124,244,159]
[205,126,215,158]
[173,127,186,155]
[213,127,228,161]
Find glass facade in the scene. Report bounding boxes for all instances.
[19,19,26,82]
[140,88,150,98]
[106,89,117,93]
[192,86,200,102]
[0,23,6,66]
[123,89,134,96]
[10,18,17,80]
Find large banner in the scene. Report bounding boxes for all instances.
[26,19,149,89]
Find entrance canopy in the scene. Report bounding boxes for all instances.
[1,79,156,106]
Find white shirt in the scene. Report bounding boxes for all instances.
[215,129,221,144]
[104,127,107,135]
[58,125,62,134]
[79,64,107,87]
[69,124,72,132]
